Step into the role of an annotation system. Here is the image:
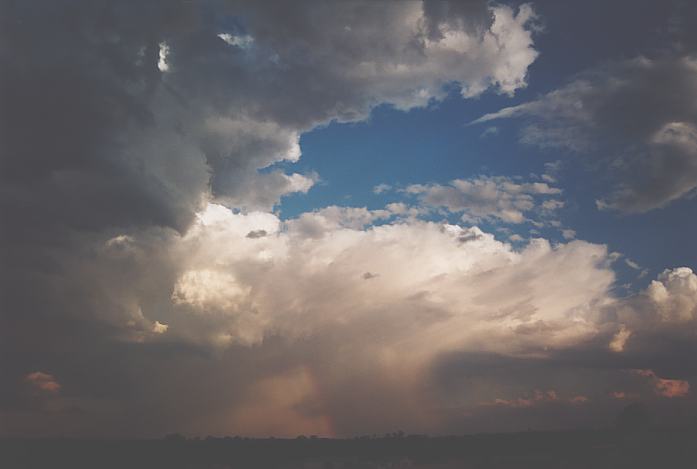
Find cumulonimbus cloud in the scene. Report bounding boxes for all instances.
[2,0,696,438]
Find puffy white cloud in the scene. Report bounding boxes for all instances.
[646,267,697,322]
[406,176,561,224]
[157,42,170,72]
[609,325,631,352]
[152,321,169,334]
[602,267,697,354]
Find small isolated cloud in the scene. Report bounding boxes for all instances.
[561,229,576,240]
[217,33,254,49]
[654,378,690,398]
[645,267,697,322]
[609,325,632,353]
[480,126,499,138]
[157,42,170,72]
[152,321,169,334]
[541,161,562,183]
[105,234,134,248]
[541,199,564,212]
[625,258,641,270]
[373,183,392,194]
[25,371,61,393]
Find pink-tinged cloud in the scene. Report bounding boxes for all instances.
[569,395,589,404]
[24,371,61,393]
[610,391,628,399]
[655,378,690,398]
[630,369,690,398]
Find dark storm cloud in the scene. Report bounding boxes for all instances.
[0,0,550,437]
[421,0,494,39]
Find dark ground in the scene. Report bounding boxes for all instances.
[2,428,697,469]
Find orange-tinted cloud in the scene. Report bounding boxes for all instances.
[24,371,61,393]
[654,378,690,398]
[631,369,690,398]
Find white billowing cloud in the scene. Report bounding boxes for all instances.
[152,321,169,334]
[472,56,697,213]
[172,270,251,312]
[419,3,539,98]
[157,42,170,72]
[605,267,697,354]
[609,325,631,352]
[406,176,561,224]
[645,267,697,322]
[161,203,615,356]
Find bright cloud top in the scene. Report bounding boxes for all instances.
[163,204,614,353]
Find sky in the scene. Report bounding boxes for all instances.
[1,0,697,438]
